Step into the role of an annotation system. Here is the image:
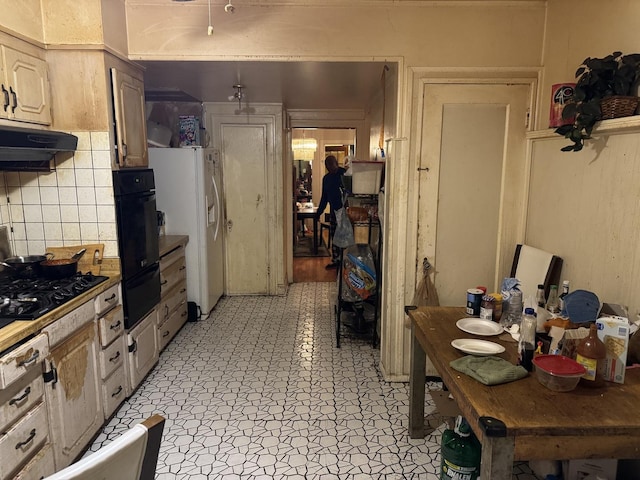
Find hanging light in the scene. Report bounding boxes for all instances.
[228,84,245,109]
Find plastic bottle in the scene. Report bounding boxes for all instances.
[575,323,607,387]
[501,290,523,328]
[440,416,481,480]
[546,285,560,314]
[558,280,570,313]
[535,284,546,308]
[518,308,537,371]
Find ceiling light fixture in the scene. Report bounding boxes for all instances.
[228,84,244,109]
[207,0,213,35]
[224,0,235,13]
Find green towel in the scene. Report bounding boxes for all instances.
[450,356,528,386]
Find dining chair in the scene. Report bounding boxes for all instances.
[319,213,332,250]
[510,244,563,302]
[43,414,165,480]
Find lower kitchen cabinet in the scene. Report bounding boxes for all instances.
[126,307,159,394]
[0,334,51,480]
[12,443,55,480]
[158,239,188,351]
[43,311,102,471]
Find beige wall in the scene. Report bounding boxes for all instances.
[527,1,640,318]
[0,0,43,43]
[538,0,640,130]
[125,2,545,69]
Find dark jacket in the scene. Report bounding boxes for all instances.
[316,167,346,220]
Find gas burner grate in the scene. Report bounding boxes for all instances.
[0,273,108,324]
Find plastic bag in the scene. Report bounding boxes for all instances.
[333,207,355,248]
[340,244,377,301]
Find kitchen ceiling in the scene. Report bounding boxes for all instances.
[141,60,393,110]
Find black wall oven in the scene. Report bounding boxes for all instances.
[113,169,161,329]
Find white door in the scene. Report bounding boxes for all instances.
[221,124,269,294]
[417,83,531,305]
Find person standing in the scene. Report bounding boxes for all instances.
[316,155,348,269]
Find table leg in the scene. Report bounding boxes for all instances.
[480,436,515,480]
[409,322,426,438]
[313,217,318,254]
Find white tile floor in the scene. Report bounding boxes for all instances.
[89,283,538,479]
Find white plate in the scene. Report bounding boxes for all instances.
[451,338,506,356]
[456,317,503,336]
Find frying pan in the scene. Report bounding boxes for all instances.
[40,249,86,279]
[0,255,49,278]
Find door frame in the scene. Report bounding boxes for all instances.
[379,68,539,381]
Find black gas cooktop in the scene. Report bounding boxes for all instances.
[0,272,108,329]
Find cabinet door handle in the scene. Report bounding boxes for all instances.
[109,351,121,363]
[15,429,36,450]
[110,320,122,330]
[17,350,40,368]
[162,330,170,338]
[164,305,169,318]
[9,87,17,113]
[105,293,117,302]
[181,311,187,318]
[111,385,123,398]
[9,386,31,406]
[160,279,168,286]
[1,85,9,111]
[179,265,186,271]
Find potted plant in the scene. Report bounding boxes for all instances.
[555,51,640,151]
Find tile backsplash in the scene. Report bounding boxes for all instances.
[0,131,119,258]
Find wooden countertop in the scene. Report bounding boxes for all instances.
[158,234,189,257]
[0,260,122,354]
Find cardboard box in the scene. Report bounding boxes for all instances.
[179,116,200,146]
[596,316,630,384]
[564,458,617,480]
[351,161,384,194]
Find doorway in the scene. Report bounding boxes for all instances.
[292,127,356,282]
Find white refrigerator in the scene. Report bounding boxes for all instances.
[149,146,224,315]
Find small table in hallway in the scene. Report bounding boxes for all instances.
[407,305,640,480]
[297,207,318,255]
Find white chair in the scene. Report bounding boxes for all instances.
[510,244,563,303]
[43,414,165,480]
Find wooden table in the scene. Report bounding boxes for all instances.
[408,306,640,479]
[297,207,318,254]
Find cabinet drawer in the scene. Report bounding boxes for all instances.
[160,245,184,271]
[94,284,120,317]
[0,368,44,433]
[158,302,188,352]
[0,402,48,479]
[158,280,187,323]
[160,256,186,296]
[102,368,126,420]
[42,301,94,347]
[0,334,48,390]
[99,335,125,380]
[97,305,124,348]
[12,442,55,480]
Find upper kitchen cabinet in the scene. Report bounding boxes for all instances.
[111,67,148,168]
[0,45,51,125]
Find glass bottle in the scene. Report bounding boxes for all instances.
[576,324,607,387]
[535,284,546,308]
[558,280,570,313]
[546,285,560,314]
[518,307,537,371]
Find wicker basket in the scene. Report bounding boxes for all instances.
[600,95,640,119]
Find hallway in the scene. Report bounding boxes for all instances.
[88,283,536,479]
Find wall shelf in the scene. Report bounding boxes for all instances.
[527,115,640,140]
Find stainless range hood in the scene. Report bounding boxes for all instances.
[0,124,78,171]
